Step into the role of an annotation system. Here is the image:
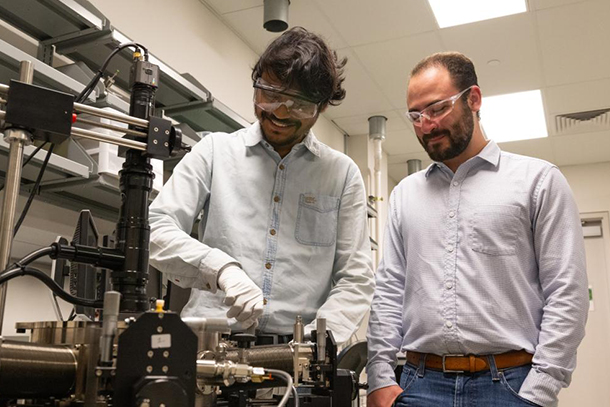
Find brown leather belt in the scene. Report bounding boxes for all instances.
[406,350,533,373]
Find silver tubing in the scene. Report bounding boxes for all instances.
[74,102,149,128]
[74,117,147,138]
[100,291,121,363]
[316,317,326,363]
[0,111,147,151]
[71,126,146,151]
[0,61,34,334]
[0,84,8,94]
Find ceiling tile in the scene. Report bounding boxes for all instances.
[353,32,445,110]
[439,13,543,96]
[497,138,556,163]
[544,78,610,116]
[382,128,422,156]
[202,0,263,15]
[537,0,610,86]
[532,0,587,10]
[551,131,610,166]
[325,49,394,119]
[221,2,348,55]
[313,0,438,47]
[332,110,408,137]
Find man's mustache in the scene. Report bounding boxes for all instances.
[262,111,299,127]
[422,130,449,144]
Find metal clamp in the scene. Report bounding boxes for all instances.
[442,354,465,373]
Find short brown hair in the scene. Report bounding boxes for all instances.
[411,52,478,92]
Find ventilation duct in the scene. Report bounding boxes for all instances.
[264,0,290,32]
[407,159,421,176]
[555,108,610,134]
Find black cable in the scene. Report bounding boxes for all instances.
[0,266,103,308]
[23,142,48,167]
[0,141,48,192]
[13,143,55,237]
[76,42,149,103]
[12,246,56,267]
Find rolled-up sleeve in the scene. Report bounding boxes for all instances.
[149,136,239,292]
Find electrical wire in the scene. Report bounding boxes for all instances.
[0,141,48,193]
[264,369,298,407]
[13,143,55,237]
[12,246,56,266]
[0,265,103,308]
[75,42,149,103]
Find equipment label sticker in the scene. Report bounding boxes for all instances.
[151,334,171,349]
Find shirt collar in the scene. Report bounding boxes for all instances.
[245,121,321,157]
[425,140,500,178]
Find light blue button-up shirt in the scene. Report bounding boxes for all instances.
[367,141,587,407]
[149,122,374,344]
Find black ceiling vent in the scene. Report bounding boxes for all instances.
[555,108,610,133]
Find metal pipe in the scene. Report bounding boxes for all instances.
[0,338,78,397]
[0,60,34,334]
[71,126,146,151]
[369,115,387,265]
[75,117,147,138]
[74,102,149,128]
[316,317,326,363]
[407,159,421,175]
[100,291,121,363]
[0,110,147,151]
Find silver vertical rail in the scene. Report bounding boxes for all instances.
[0,61,35,334]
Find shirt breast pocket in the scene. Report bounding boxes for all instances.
[295,193,340,247]
[470,204,522,256]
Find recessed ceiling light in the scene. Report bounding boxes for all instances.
[480,90,548,143]
[428,0,527,28]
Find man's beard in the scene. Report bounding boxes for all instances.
[420,106,474,162]
[258,110,305,147]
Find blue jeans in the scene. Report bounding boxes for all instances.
[394,356,541,407]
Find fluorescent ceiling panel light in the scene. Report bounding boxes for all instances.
[480,90,548,143]
[428,0,527,28]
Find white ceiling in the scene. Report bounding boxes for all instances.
[200,0,610,182]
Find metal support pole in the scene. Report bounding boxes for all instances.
[0,61,35,334]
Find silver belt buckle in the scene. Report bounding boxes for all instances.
[442,354,465,373]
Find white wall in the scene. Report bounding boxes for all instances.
[560,162,610,215]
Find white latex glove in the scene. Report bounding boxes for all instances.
[217,266,264,329]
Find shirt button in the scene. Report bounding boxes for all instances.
[279,164,285,170]
[270,229,276,236]
[449,211,455,218]
[445,321,453,328]
[265,262,272,270]
[453,181,459,187]
[274,196,280,203]
[445,281,453,289]
[263,298,268,305]
[447,246,454,253]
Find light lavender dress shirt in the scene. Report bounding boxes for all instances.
[367,141,587,407]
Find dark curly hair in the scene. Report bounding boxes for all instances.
[252,27,347,107]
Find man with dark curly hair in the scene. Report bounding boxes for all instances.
[149,27,374,345]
